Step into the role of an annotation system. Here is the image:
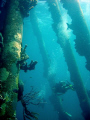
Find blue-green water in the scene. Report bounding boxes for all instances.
[16,0,90,120]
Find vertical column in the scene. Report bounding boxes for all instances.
[47,0,90,119]
[30,8,70,120]
[0,0,23,119]
[61,0,90,71]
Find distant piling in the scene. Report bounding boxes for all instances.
[47,0,90,119]
[30,9,50,78]
[30,8,70,120]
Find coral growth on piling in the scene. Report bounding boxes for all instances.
[19,0,37,17]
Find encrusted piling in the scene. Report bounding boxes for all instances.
[0,0,23,119]
[61,0,90,71]
[47,0,90,119]
[0,0,37,119]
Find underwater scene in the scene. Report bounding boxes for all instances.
[0,0,90,120]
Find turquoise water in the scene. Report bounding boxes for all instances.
[15,0,90,120]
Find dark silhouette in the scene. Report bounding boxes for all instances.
[14,81,39,120]
[17,44,38,72]
[53,81,74,94]
[13,81,24,101]
[20,60,38,72]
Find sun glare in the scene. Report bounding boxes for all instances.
[80,0,90,2]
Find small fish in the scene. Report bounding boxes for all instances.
[30,77,32,78]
